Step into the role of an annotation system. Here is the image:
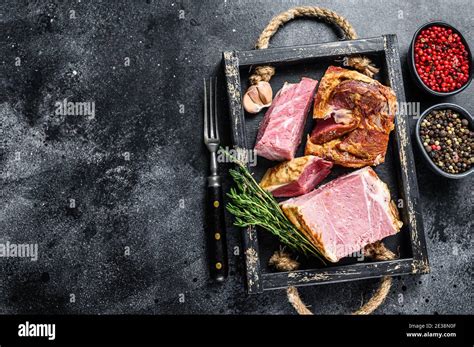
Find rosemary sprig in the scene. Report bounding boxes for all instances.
[223,149,325,262]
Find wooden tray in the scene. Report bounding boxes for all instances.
[223,35,429,294]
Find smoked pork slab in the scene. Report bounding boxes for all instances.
[280,167,402,262]
[255,78,318,161]
[260,156,333,198]
[305,66,397,168]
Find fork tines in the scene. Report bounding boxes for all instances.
[203,77,219,145]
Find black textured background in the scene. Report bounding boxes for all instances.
[1,0,472,314]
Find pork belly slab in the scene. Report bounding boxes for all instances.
[280,167,402,262]
[260,156,333,198]
[255,78,318,161]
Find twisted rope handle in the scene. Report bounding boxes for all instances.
[271,241,396,315]
[255,6,358,49]
[249,6,378,86]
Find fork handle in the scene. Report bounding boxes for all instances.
[207,176,228,282]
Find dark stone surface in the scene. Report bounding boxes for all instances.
[1,0,472,314]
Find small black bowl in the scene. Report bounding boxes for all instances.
[408,21,473,97]
[416,103,473,179]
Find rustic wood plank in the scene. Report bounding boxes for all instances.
[236,37,385,66]
[383,34,430,274]
[223,51,263,294]
[262,259,414,290]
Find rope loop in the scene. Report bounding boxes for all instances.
[270,242,396,315]
[249,6,379,85]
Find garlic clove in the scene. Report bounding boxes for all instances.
[255,81,273,105]
[243,91,263,114]
[242,81,273,114]
[246,85,263,105]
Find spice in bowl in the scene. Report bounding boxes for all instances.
[419,109,473,174]
[414,25,470,93]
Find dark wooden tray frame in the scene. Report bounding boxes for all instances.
[223,35,430,294]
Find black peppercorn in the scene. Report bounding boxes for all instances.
[419,109,472,174]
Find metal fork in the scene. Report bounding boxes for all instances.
[203,77,228,282]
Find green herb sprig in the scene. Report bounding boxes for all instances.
[223,149,325,262]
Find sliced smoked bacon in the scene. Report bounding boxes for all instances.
[305,66,397,168]
[259,156,332,198]
[280,167,402,262]
[255,78,318,161]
